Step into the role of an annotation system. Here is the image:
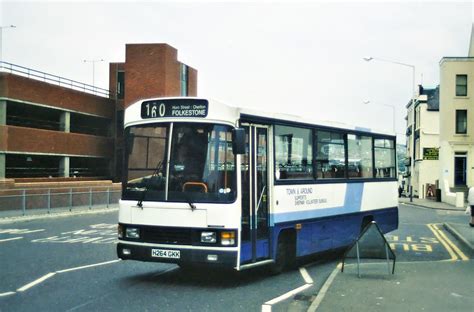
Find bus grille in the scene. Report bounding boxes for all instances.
[141,227,193,245]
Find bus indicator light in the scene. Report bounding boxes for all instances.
[221,231,235,246]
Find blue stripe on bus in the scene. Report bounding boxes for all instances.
[241,206,399,264]
[271,206,398,258]
[272,183,365,224]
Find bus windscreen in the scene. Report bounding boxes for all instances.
[123,122,237,204]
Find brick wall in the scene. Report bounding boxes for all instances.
[0,125,114,158]
[0,73,115,118]
[122,43,197,108]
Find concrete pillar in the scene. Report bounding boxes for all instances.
[0,100,6,125]
[60,156,70,177]
[60,111,70,133]
[0,153,5,179]
[0,101,6,179]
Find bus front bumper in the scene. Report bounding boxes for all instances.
[117,242,238,267]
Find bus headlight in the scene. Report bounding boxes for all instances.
[201,232,217,243]
[221,231,235,246]
[125,227,140,239]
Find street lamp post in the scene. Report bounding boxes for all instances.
[83,59,104,87]
[0,25,16,62]
[364,56,416,202]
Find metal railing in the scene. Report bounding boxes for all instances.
[0,186,121,217]
[0,61,113,98]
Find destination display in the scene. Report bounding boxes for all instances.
[141,99,208,119]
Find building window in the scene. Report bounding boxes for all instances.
[456,75,467,96]
[180,64,188,96]
[347,134,373,179]
[274,125,313,180]
[315,131,346,179]
[117,71,125,100]
[415,106,420,130]
[456,110,467,134]
[415,138,421,160]
[6,154,62,178]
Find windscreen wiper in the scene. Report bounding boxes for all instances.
[137,160,163,208]
[188,200,196,211]
[185,194,196,211]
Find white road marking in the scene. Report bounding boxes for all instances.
[18,229,45,234]
[264,283,313,307]
[261,266,315,311]
[17,272,56,292]
[9,259,122,295]
[0,291,16,297]
[299,267,313,284]
[56,259,121,274]
[0,237,23,243]
[0,229,45,234]
[307,263,341,312]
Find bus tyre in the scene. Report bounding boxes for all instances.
[270,238,288,275]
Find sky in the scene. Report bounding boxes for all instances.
[1,0,473,142]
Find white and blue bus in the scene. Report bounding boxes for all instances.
[117,97,398,271]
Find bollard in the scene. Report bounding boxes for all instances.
[22,189,26,216]
[410,186,413,202]
[69,188,73,211]
[47,189,51,214]
[89,187,92,209]
[106,188,110,208]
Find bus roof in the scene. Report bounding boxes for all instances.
[125,97,394,137]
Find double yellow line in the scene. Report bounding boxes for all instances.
[427,223,469,261]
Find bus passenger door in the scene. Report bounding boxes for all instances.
[240,125,270,264]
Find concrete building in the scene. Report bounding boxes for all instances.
[438,43,474,204]
[404,25,474,206]
[405,86,440,199]
[0,43,197,184]
[0,66,115,181]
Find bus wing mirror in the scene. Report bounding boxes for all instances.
[232,128,246,155]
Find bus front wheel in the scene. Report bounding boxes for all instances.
[270,232,295,274]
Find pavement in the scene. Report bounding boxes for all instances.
[398,197,465,211]
[0,205,119,224]
[311,261,473,312]
[308,198,474,312]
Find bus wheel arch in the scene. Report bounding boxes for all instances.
[270,228,296,274]
[360,215,374,234]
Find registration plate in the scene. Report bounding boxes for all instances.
[151,249,180,259]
